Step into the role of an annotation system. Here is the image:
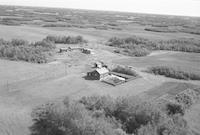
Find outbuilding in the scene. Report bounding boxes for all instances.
[82,48,91,54]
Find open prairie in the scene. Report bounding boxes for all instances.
[0,5,200,135]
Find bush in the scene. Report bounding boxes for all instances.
[137,123,157,135]
[153,39,200,53]
[175,89,199,108]
[112,66,138,76]
[79,95,116,117]
[0,38,55,63]
[157,115,191,135]
[11,39,29,46]
[107,36,154,57]
[114,99,164,134]
[30,99,118,135]
[33,39,56,51]
[138,114,191,135]
[108,36,153,47]
[107,36,200,54]
[45,35,87,44]
[166,103,185,116]
[123,47,150,57]
[146,66,200,80]
[114,49,120,53]
[79,96,164,134]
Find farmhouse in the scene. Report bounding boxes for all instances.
[87,67,109,80]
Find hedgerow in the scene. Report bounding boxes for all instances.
[112,66,138,76]
[146,66,200,80]
[107,36,200,55]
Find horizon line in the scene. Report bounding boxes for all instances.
[1,4,200,18]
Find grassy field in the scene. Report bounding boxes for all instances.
[0,5,200,135]
[114,51,200,74]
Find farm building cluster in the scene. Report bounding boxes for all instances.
[87,62,138,86]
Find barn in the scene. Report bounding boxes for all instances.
[87,67,109,80]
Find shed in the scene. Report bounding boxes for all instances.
[87,67,109,80]
[94,62,103,68]
[59,47,72,53]
[82,48,91,54]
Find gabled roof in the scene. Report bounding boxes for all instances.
[95,67,109,74]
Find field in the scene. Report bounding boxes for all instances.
[0,5,200,135]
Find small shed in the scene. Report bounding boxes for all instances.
[94,62,103,68]
[59,47,72,53]
[87,67,109,80]
[94,61,108,68]
[82,48,91,54]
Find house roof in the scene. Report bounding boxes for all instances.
[95,68,109,74]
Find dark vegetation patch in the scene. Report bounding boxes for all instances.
[122,47,150,57]
[42,23,70,27]
[42,23,122,30]
[0,19,21,26]
[145,27,177,33]
[108,36,153,57]
[108,36,200,55]
[40,18,58,22]
[42,23,86,28]
[107,23,118,26]
[108,36,154,47]
[166,102,185,116]
[112,66,138,76]
[30,95,193,135]
[175,89,200,108]
[0,39,55,63]
[0,17,34,25]
[146,66,200,80]
[45,35,87,44]
[153,39,200,53]
[145,25,200,35]
[180,28,200,35]
[151,24,169,27]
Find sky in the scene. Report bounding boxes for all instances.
[0,0,200,17]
